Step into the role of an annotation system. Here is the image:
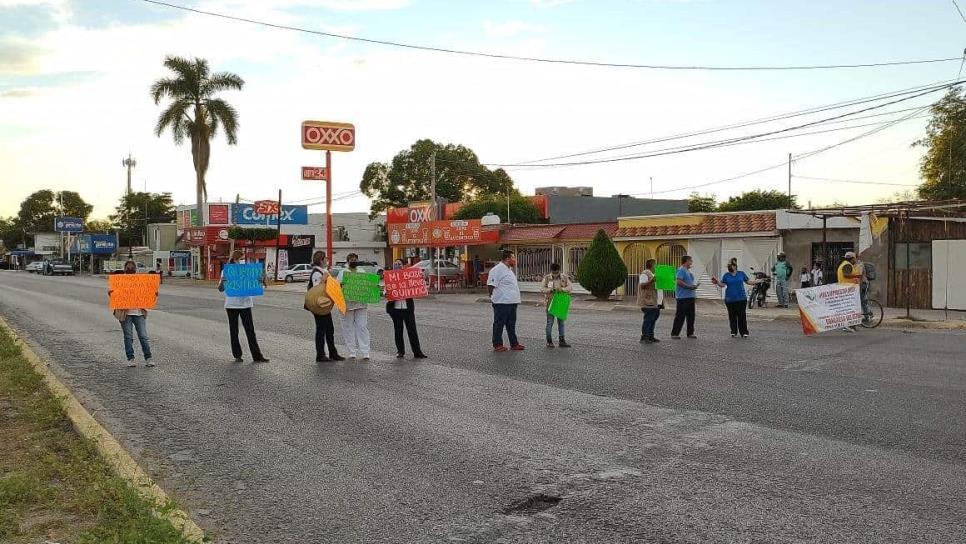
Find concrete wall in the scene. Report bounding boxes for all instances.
[148,223,178,251]
[548,196,687,224]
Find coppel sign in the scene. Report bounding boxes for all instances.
[231,203,308,225]
[54,216,84,233]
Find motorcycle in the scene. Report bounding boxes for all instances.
[747,267,771,309]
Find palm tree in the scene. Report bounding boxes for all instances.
[151,56,244,226]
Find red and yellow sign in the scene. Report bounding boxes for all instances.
[108,274,160,310]
[254,200,280,215]
[383,268,429,301]
[302,121,355,152]
[387,220,499,247]
[301,166,329,181]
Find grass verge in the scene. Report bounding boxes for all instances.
[0,325,198,543]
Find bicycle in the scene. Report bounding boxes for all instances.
[860,298,883,328]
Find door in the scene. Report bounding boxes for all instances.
[932,240,966,310]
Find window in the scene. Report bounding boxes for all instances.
[894,243,931,270]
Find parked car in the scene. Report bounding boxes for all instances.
[280,263,312,283]
[411,259,462,279]
[25,261,44,273]
[44,259,74,276]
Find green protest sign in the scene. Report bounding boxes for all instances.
[547,291,571,321]
[341,271,382,304]
[655,265,676,291]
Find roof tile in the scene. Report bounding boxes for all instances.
[615,213,776,238]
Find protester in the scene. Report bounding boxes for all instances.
[772,252,793,308]
[811,262,824,287]
[487,249,524,352]
[385,259,428,359]
[111,260,154,368]
[337,253,371,360]
[308,251,343,362]
[800,266,811,288]
[473,254,484,286]
[218,250,269,363]
[670,255,699,339]
[712,261,760,338]
[540,262,572,348]
[637,259,662,344]
[837,251,866,332]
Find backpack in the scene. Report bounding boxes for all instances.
[863,262,877,281]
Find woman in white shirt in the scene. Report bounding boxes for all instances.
[384,259,427,359]
[218,250,269,363]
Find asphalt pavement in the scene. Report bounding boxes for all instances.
[1,271,964,544]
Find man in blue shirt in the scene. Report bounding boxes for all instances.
[671,255,699,339]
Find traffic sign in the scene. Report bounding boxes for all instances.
[54,216,84,233]
[301,166,329,181]
[301,121,355,152]
[254,200,280,215]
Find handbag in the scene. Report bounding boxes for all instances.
[304,281,333,316]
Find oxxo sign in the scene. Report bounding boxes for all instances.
[301,121,355,152]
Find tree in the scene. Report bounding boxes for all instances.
[914,88,966,200]
[85,219,114,233]
[575,229,627,300]
[359,139,515,218]
[687,193,717,212]
[151,56,244,226]
[717,190,799,212]
[451,195,542,224]
[16,190,93,234]
[109,192,176,247]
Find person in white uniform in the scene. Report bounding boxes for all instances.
[337,253,371,360]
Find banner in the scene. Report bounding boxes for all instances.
[655,265,676,290]
[387,220,500,247]
[341,271,381,304]
[383,268,429,301]
[326,275,346,314]
[796,283,863,335]
[547,291,572,321]
[222,263,265,297]
[108,274,160,310]
[231,203,308,225]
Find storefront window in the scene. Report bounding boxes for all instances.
[895,242,932,270]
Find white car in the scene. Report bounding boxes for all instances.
[25,261,44,273]
[280,263,312,283]
[412,259,462,278]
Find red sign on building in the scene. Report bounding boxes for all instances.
[208,204,230,225]
[387,220,499,247]
[301,166,328,181]
[254,200,280,215]
[383,268,429,301]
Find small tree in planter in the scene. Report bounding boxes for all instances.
[576,229,627,300]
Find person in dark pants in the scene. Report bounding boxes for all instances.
[385,261,427,359]
[670,255,699,339]
[308,251,343,362]
[487,250,523,352]
[219,250,269,363]
[712,261,760,338]
[637,259,662,344]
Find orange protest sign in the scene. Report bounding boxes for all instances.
[108,274,160,310]
[326,275,346,314]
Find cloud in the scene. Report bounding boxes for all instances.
[483,20,547,38]
[0,37,46,74]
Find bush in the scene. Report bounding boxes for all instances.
[576,229,627,300]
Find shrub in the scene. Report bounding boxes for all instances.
[576,229,627,300]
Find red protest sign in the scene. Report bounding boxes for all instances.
[383,268,429,301]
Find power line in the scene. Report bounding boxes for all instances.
[509,80,957,165]
[141,0,962,72]
[793,175,918,187]
[953,0,966,23]
[489,85,950,169]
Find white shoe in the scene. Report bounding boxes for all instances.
[126,360,137,368]
[362,355,370,361]
[843,327,855,333]
[348,354,357,360]
[145,360,155,368]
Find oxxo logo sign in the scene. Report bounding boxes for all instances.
[408,207,433,223]
[301,121,355,152]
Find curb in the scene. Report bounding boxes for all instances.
[0,315,206,543]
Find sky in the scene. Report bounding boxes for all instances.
[1,0,963,220]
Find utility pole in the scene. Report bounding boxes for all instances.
[787,152,792,206]
[122,154,136,196]
[650,177,654,199]
[274,189,282,283]
[429,151,439,291]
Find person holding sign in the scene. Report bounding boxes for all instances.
[540,263,572,348]
[670,255,700,339]
[638,259,662,344]
[487,250,524,352]
[711,261,761,338]
[110,260,156,368]
[337,253,372,360]
[218,251,269,363]
[307,251,344,362]
[384,260,428,359]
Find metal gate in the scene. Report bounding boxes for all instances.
[623,243,650,296]
[515,245,563,282]
[655,242,687,297]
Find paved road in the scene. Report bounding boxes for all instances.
[1,271,964,544]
